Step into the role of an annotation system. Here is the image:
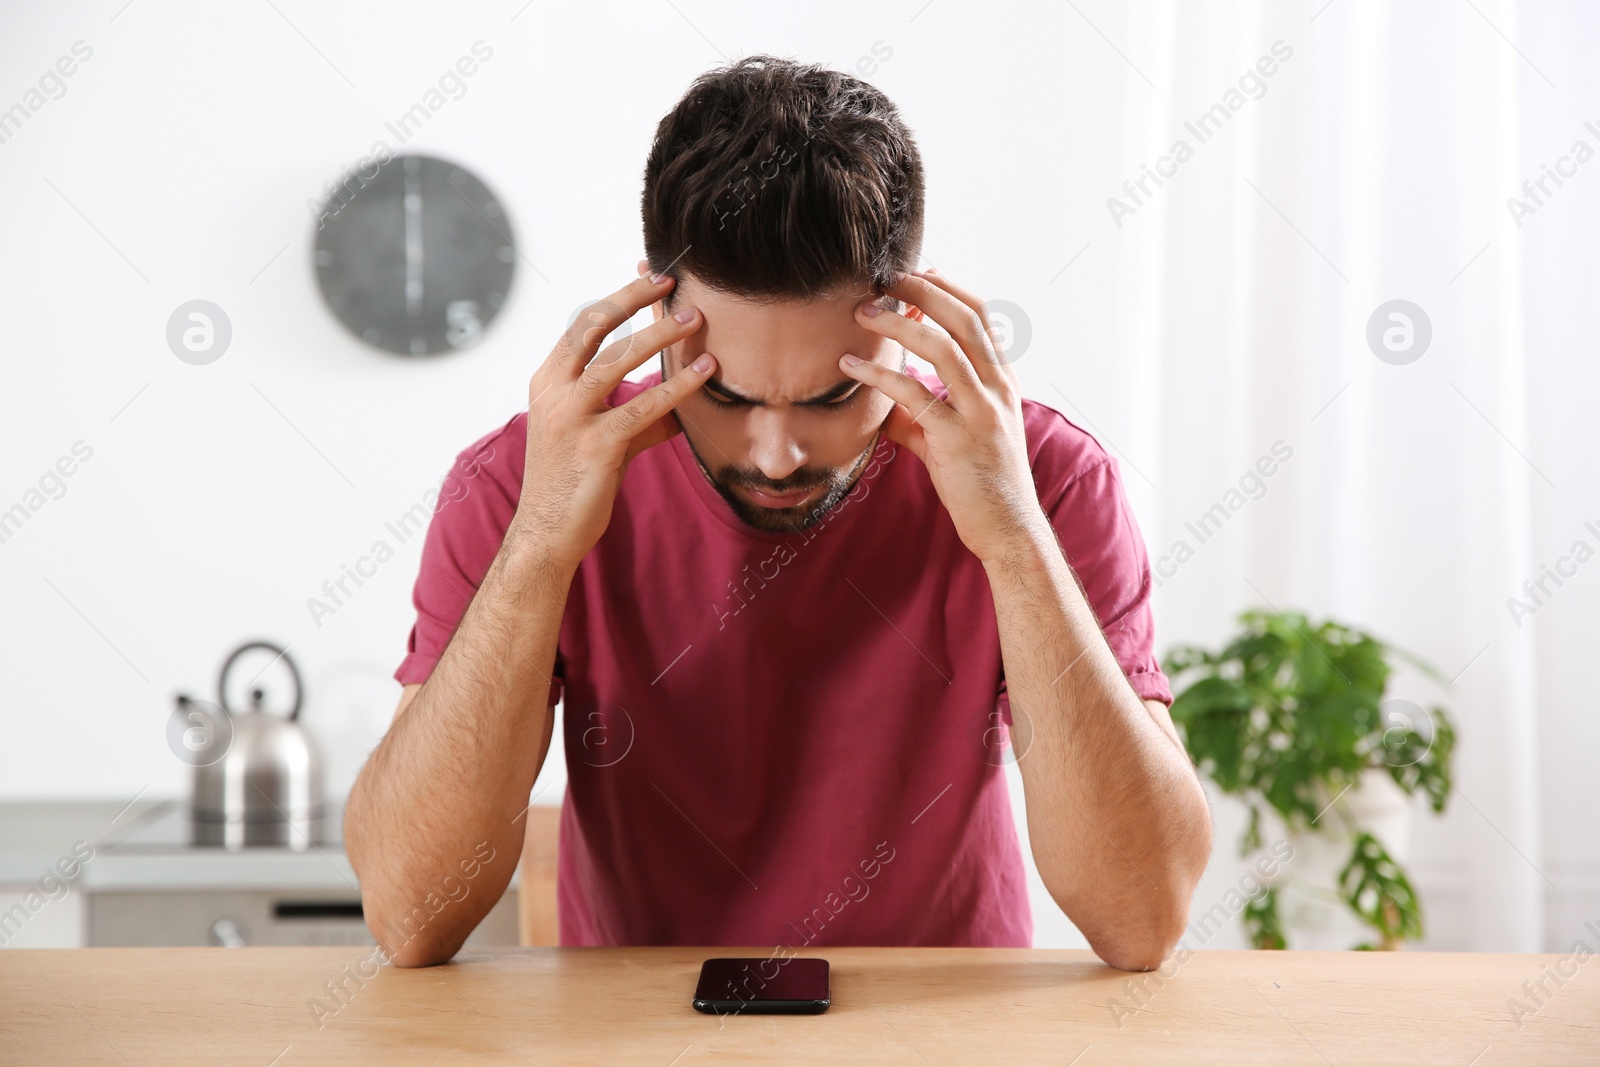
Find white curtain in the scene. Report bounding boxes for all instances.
[1052,0,1600,951]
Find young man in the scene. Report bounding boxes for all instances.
[345,55,1211,973]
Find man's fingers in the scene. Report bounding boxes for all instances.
[881,402,929,461]
[863,272,998,401]
[838,354,953,428]
[622,411,681,461]
[908,268,1014,374]
[607,352,718,447]
[550,271,674,378]
[574,302,702,403]
[854,299,986,407]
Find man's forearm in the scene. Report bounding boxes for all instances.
[344,520,574,967]
[984,517,1211,971]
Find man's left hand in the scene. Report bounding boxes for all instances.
[840,268,1048,564]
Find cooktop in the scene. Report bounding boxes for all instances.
[100,798,345,852]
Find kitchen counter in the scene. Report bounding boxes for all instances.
[1,799,520,949]
[3,945,1593,1064]
[1,798,522,893]
[0,797,168,884]
[1,796,358,891]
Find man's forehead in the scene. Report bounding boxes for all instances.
[675,277,878,403]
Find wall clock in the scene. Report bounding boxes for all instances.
[313,154,516,357]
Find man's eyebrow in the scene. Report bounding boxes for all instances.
[703,373,862,406]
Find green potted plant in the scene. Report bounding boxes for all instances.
[1162,609,1457,950]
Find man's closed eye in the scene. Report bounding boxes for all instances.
[702,386,863,411]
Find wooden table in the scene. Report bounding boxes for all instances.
[3,946,1595,1064]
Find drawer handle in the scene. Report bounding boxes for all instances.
[273,902,365,920]
[209,918,247,948]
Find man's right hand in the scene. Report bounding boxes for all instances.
[511,265,715,569]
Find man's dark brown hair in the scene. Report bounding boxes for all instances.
[642,54,924,316]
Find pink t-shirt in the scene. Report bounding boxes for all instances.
[394,365,1170,948]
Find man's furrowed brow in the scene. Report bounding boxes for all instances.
[704,373,861,406]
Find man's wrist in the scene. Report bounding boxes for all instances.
[978,510,1060,574]
[501,515,581,583]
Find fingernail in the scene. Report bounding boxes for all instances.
[842,354,862,366]
[674,307,696,322]
[691,353,713,372]
[859,303,883,317]
[650,273,668,283]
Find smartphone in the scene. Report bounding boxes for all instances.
[692,956,830,1015]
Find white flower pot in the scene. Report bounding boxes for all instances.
[1260,767,1414,950]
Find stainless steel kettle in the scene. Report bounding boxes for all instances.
[184,640,323,851]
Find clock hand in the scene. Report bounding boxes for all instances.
[404,157,423,316]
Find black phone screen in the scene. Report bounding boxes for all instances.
[692,956,830,1015]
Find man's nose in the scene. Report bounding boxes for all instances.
[748,410,808,484]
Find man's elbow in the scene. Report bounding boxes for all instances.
[1090,927,1183,973]
[379,932,459,969]
[1092,809,1212,971]
[362,899,465,968]
[1082,895,1193,973]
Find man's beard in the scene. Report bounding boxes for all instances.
[683,426,882,534]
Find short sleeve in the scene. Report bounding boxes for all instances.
[393,419,565,709]
[995,409,1171,724]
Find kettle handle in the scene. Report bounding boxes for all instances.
[218,640,303,721]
